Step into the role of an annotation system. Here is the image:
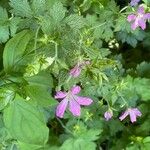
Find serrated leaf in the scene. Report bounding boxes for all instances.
[136,62,150,78]
[31,0,46,15]
[9,0,33,18]
[65,14,85,30]
[9,17,21,37]
[134,78,150,101]
[49,1,66,24]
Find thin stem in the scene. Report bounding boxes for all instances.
[66,75,72,83]
[117,91,128,107]
[56,118,74,136]
[49,40,58,58]
[34,26,41,53]
[119,6,128,13]
[88,22,107,31]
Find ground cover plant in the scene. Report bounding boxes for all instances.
[0,0,150,149]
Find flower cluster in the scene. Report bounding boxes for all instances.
[104,108,142,123]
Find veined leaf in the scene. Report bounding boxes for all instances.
[25,85,57,107]
[3,30,32,73]
[3,95,49,145]
[0,6,9,43]
[49,1,66,24]
[134,78,150,101]
[9,0,33,18]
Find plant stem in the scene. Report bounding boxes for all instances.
[56,118,74,136]
[49,40,58,58]
[34,26,41,53]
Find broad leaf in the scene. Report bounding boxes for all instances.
[3,30,32,73]
[3,95,49,145]
[0,6,9,43]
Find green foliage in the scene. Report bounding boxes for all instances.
[0,6,9,43]
[134,78,150,101]
[0,0,150,149]
[9,0,33,18]
[49,1,66,24]
[60,128,101,150]
[3,95,49,145]
[3,30,32,73]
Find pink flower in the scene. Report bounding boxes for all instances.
[127,6,150,30]
[119,108,142,123]
[55,86,93,118]
[69,64,81,77]
[69,61,90,77]
[104,110,113,121]
[130,0,140,6]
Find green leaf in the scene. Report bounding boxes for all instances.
[136,62,150,78]
[17,142,43,150]
[93,20,114,42]
[25,85,57,107]
[134,78,150,101]
[40,15,55,34]
[49,1,66,24]
[3,30,32,73]
[9,17,21,37]
[143,136,150,143]
[0,6,9,43]
[3,95,49,145]
[60,138,96,150]
[24,72,56,107]
[65,14,85,30]
[9,0,33,18]
[0,88,15,110]
[24,72,53,88]
[31,0,46,15]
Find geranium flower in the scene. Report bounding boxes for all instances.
[130,0,140,6]
[69,63,81,77]
[55,86,93,118]
[119,108,142,123]
[127,6,150,30]
[69,61,90,77]
[104,110,113,121]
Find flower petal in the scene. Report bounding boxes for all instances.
[55,91,67,99]
[131,21,138,30]
[56,99,68,118]
[69,99,81,116]
[144,13,150,19]
[138,6,145,14]
[129,110,137,123]
[71,86,81,95]
[133,108,142,117]
[138,19,146,30]
[130,0,140,6]
[70,65,81,77]
[104,111,113,121]
[119,110,129,121]
[76,96,93,106]
[127,14,136,22]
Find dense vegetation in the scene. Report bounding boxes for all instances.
[0,0,150,149]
